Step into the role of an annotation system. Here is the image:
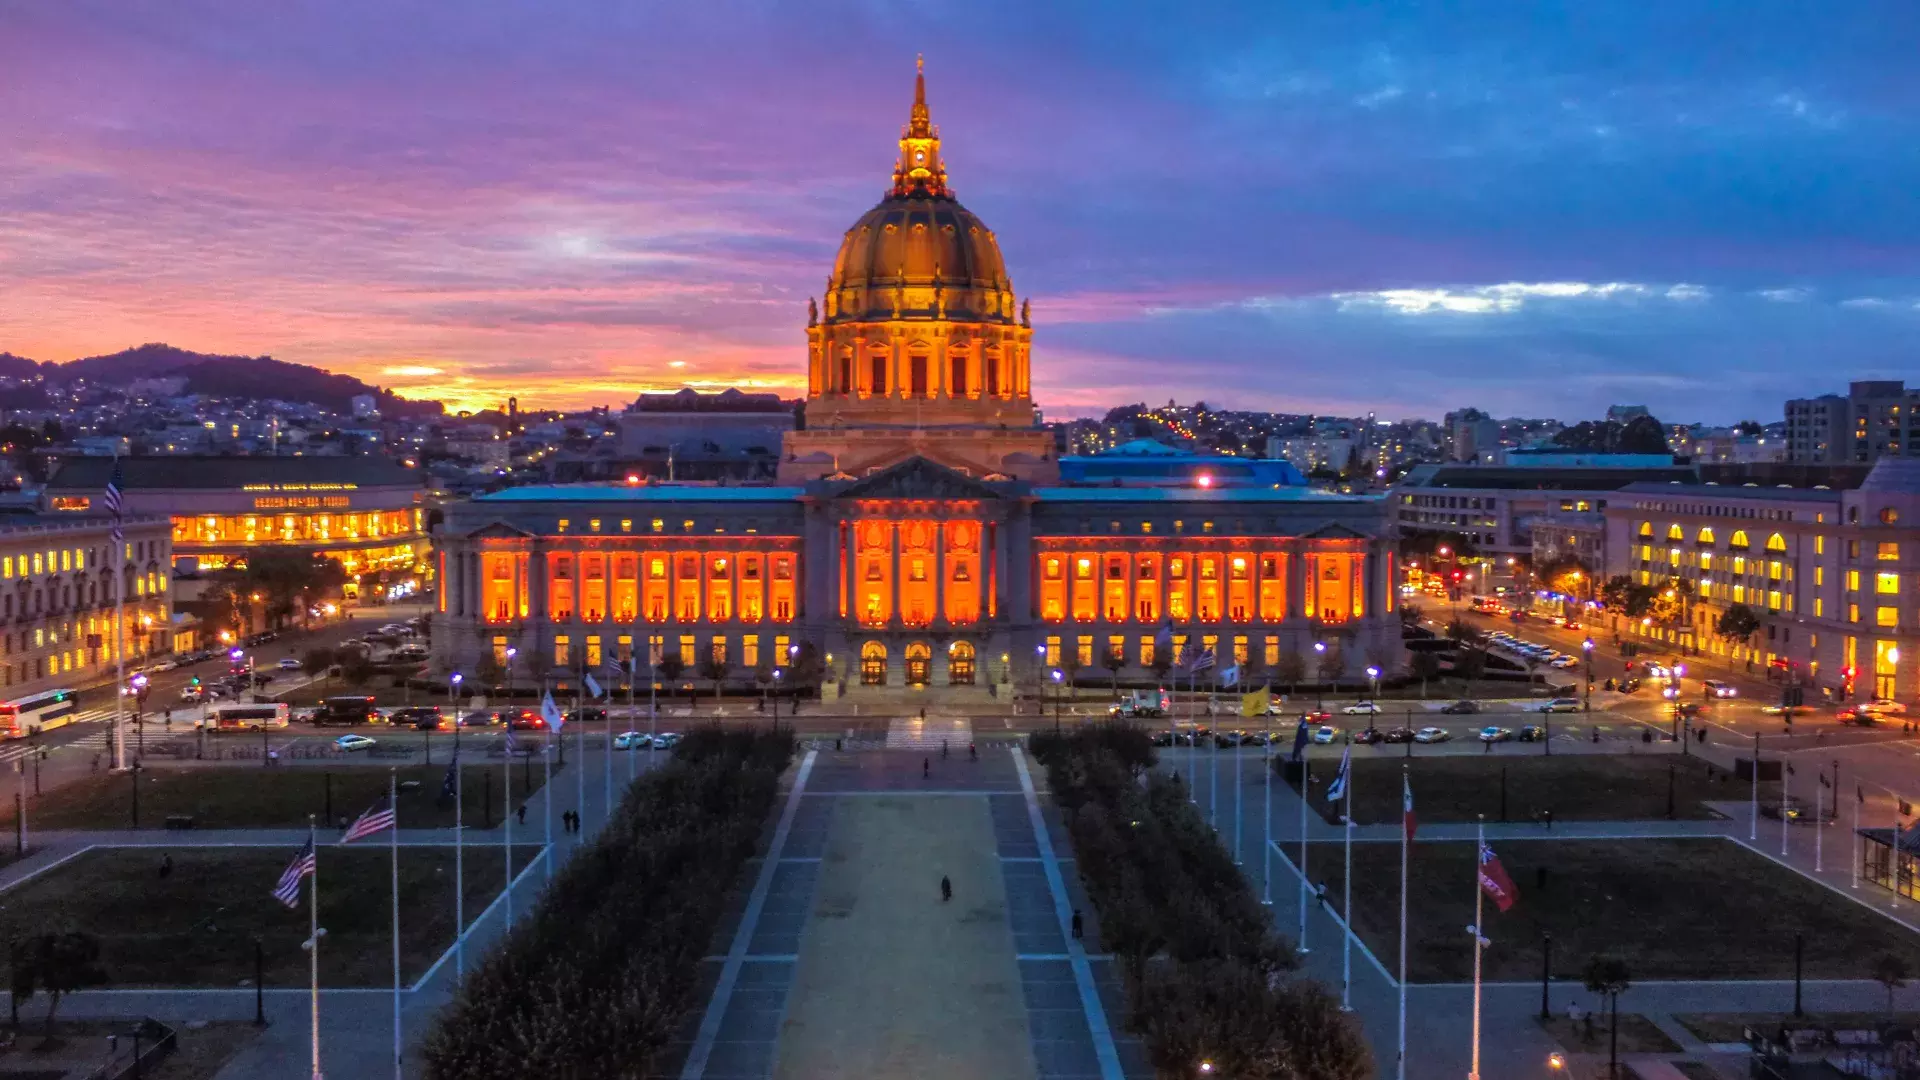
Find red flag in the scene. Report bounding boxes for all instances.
[1478,842,1517,913]
[1402,772,1418,842]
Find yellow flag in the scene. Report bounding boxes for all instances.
[1240,685,1272,718]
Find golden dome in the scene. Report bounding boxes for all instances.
[822,58,1019,327]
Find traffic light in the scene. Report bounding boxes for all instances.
[188,676,200,687]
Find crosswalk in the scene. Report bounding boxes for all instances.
[0,711,197,765]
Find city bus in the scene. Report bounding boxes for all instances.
[204,703,291,732]
[0,689,80,738]
[315,696,381,726]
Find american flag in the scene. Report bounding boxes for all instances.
[103,460,125,543]
[272,837,316,908]
[1188,649,1215,673]
[338,793,395,844]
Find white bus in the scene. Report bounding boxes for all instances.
[0,689,80,738]
[204,703,291,732]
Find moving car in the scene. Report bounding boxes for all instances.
[1762,704,1813,716]
[1380,727,1415,744]
[652,732,681,748]
[1538,698,1582,713]
[276,657,304,671]
[504,709,547,730]
[334,734,376,752]
[178,686,205,704]
[1341,701,1381,715]
[1413,726,1451,743]
[1516,725,1545,742]
[390,706,448,731]
[1861,699,1909,716]
[1311,725,1339,744]
[1702,679,1738,699]
[1352,727,1384,745]
[567,707,609,725]
[613,731,651,750]
[1439,700,1480,715]
[1476,726,1512,743]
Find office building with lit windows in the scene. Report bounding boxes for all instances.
[430,62,1401,698]
[43,456,429,582]
[1601,457,1920,703]
[0,516,172,696]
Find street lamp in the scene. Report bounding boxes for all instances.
[1313,641,1327,709]
[1582,638,1595,710]
[505,647,518,697]
[1366,665,1380,702]
[1051,668,1064,733]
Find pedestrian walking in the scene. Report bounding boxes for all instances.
[968,743,977,762]
[940,875,952,902]
[1484,737,1492,754]
[1543,808,1553,831]
[941,739,948,759]
[158,853,173,879]
[1070,909,1083,940]
[923,757,930,780]
[516,804,527,826]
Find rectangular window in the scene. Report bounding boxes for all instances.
[1138,636,1155,668]
[616,634,633,663]
[554,634,571,667]
[1815,598,1824,618]
[1264,635,1280,667]
[1045,635,1061,666]
[1815,566,1825,586]
[1847,569,1861,592]
[557,519,569,534]
[1849,603,1860,624]
[1880,542,1901,561]
[1076,635,1093,668]
[678,634,696,666]
[1878,572,1900,595]
[1878,606,1899,628]
[585,635,602,668]
[742,635,760,669]
[652,519,664,533]
[1816,535,1826,555]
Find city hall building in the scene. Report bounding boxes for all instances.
[433,63,1401,698]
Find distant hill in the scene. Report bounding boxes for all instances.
[0,344,442,416]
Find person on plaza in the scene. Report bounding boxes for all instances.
[1070,910,1083,940]
[158,853,173,879]
[941,739,948,759]
[968,743,977,762]
[516,804,527,826]
[940,875,952,902]
[923,757,930,779]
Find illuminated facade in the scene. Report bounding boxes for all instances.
[0,517,172,697]
[434,61,1400,696]
[44,457,428,580]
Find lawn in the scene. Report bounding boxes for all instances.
[1293,838,1920,982]
[1537,1014,1680,1055]
[1292,754,1763,825]
[0,762,565,832]
[0,845,544,988]
[1674,1013,1920,1044]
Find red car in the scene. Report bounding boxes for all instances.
[499,708,547,730]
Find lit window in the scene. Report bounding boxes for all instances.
[621,520,632,533]
[1878,606,1899,628]
[590,519,602,533]
[557,519,569,534]
[652,519,664,533]
[1878,573,1900,595]
[1848,570,1861,592]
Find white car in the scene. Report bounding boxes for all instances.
[652,732,681,748]
[1413,726,1451,743]
[1549,657,1579,670]
[1861,699,1908,715]
[613,731,651,750]
[276,657,303,670]
[334,734,376,752]
[1477,726,1513,743]
[1342,701,1381,715]
[1311,725,1339,744]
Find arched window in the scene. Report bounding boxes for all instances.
[835,349,852,395]
[984,348,1002,397]
[1696,527,1714,544]
[860,641,887,685]
[1730,530,1750,549]
[1766,533,1787,553]
[904,641,932,686]
[1638,522,1653,537]
[948,641,976,685]
[1666,524,1684,541]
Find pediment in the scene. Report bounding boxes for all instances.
[1298,521,1374,541]
[833,455,1007,501]
[461,520,537,540]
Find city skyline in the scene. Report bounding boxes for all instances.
[3,2,1915,420]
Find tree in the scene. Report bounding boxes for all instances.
[1147,646,1173,687]
[1617,414,1669,454]
[302,647,338,696]
[1060,648,1083,690]
[1584,954,1631,1079]
[339,654,377,692]
[1715,604,1763,647]
[1872,953,1909,1016]
[1410,650,1441,698]
[11,930,107,1037]
[656,651,686,700]
[244,551,347,629]
[1454,647,1487,695]
[1399,602,1424,628]
[698,654,731,701]
[1099,644,1125,696]
[473,650,505,692]
[1315,644,1344,685]
[1274,651,1306,699]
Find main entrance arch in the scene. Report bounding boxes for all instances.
[948,641,976,685]
[860,641,887,685]
[904,642,932,687]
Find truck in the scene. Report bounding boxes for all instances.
[1108,689,1171,719]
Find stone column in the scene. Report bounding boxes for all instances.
[889,521,902,626]
[984,520,998,620]
[1288,545,1307,621]
[842,520,854,621]
[934,520,947,626]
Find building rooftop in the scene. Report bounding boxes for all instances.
[473,484,805,503]
[1034,486,1371,503]
[1613,481,1843,503]
[625,388,792,414]
[46,455,421,491]
[1397,464,1698,491]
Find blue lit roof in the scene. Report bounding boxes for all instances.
[1034,487,1373,503]
[474,485,803,503]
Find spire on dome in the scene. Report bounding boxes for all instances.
[891,55,949,198]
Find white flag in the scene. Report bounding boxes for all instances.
[584,672,604,700]
[541,691,566,732]
[1326,745,1352,803]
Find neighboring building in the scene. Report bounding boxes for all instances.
[1444,408,1499,464]
[42,456,428,581]
[615,388,794,481]
[0,516,173,698]
[1601,457,1920,703]
[1390,462,1696,562]
[1787,381,1920,464]
[433,62,1401,698]
[1684,429,1788,465]
[1529,511,1608,580]
[351,394,380,420]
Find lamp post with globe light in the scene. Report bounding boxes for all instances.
[1314,641,1328,709]
[1050,669,1064,733]
[449,672,463,753]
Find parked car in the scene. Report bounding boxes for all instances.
[1413,726,1451,743]
[1380,727,1415,744]
[1538,698,1582,713]
[1761,795,1835,824]
[1439,700,1480,715]
[1476,726,1513,742]
[178,685,205,703]
[1311,725,1339,744]
[1352,727,1384,745]
[567,707,609,725]
[613,731,651,750]
[652,732,681,748]
[1516,725,1545,742]
[1617,677,1643,694]
[334,734,376,752]
[1341,701,1381,715]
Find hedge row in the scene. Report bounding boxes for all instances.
[422,726,795,1079]
[1029,726,1372,1080]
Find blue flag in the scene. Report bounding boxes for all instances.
[1290,717,1311,762]
[1326,746,1351,803]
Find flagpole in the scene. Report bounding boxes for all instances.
[1815,767,1825,873]
[1262,702,1272,904]
[574,675,584,843]
[603,666,612,815]
[1210,694,1219,829]
[543,679,554,881]
[1342,756,1353,1011]
[308,814,323,1080]
[1853,785,1862,890]
[111,516,126,772]
[1397,764,1408,1080]
[1469,816,1484,1080]
[1233,693,1244,864]
[503,725,513,923]
[389,768,402,1080]
[1188,662,1196,804]
[1750,731,1759,841]
[1298,754,1309,954]
[1782,762,1791,857]
[629,659,638,785]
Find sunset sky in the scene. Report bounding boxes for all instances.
[2,2,1915,421]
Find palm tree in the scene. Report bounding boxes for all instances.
[1583,954,1631,1079]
